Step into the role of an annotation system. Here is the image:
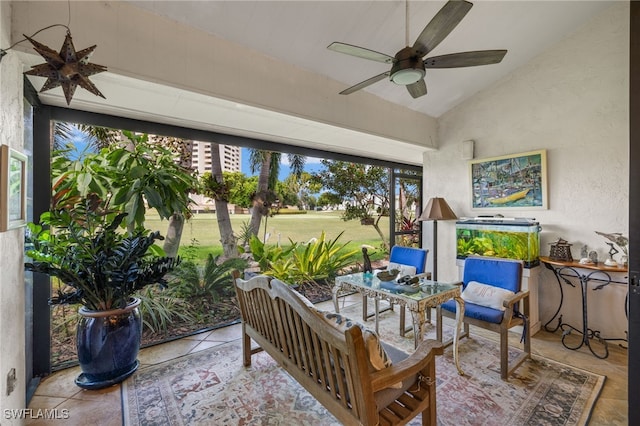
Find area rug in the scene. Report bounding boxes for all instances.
[122,305,605,426]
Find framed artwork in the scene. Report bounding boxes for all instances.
[0,145,28,231]
[470,149,547,210]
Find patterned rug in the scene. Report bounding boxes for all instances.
[122,304,605,426]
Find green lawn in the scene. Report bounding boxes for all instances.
[144,210,390,261]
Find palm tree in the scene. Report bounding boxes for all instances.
[248,150,305,238]
[201,143,237,259]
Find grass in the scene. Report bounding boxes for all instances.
[144,210,390,262]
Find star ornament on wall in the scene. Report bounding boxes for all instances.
[23,31,107,105]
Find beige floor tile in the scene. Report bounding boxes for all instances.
[138,338,202,366]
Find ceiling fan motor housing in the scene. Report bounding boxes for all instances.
[390,47,426,85]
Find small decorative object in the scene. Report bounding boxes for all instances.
[604,242,619,267]
[376,269,400,282]
[23,30,107,105]
[362,247,373,274]
[588,250,599,264]
[549,238,573,262]
[580,245,589,259]
[595,231,628,267]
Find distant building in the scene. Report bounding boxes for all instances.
[190,142,242,212]
[191,142,241,174]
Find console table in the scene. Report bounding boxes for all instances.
[540,256,628,359]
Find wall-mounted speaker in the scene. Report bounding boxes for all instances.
[462,140,475,160]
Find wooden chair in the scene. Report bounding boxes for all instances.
[436,257,531,380]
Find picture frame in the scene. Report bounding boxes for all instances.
[0,145,28,231]
[470,149,547,210]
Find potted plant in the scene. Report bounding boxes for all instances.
[25,193,179,389]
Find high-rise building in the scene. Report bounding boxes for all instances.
[191,142,241,174]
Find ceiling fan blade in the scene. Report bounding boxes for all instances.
[406,79,427,99]
[339,72,390,95]
[412,0,473,57]
[328,42,394,64]
[424,50,507,68]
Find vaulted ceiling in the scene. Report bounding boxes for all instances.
[17,1,614,164]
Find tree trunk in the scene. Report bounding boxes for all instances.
[249,152,272,237]
[163,213,185,258]
[210,143,238,258]
[373,216,390,252]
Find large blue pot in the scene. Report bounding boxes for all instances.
[74,298,142,389]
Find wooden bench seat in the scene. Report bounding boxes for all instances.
[233,271,443,426]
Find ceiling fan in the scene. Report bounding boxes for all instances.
[327,0,507,99]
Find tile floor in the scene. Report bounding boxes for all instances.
[26,296,628,425]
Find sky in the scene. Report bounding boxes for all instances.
[240,147,325,180]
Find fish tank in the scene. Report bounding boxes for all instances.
[456,217,541,267]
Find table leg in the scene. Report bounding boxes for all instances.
[374,297,380,335]
[452,296,465,376]
[410,309,426,349]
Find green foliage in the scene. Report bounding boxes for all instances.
[248,235,297,272]
[169,254,248,301]
[25,195,179,311]
[52,133,197,229]
[137,286,195,334]
[248,232,358,284]
[223,172,257,208]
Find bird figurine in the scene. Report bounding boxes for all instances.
[595,231,628,252]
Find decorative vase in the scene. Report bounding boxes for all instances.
[74,298,142,389]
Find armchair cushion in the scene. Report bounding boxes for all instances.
[461,281,515,311]
[387,261,417,277]
[441,299,505,324]
[389,246,428,274]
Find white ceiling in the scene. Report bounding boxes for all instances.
[126,0,612,118]
[22,1,614,164]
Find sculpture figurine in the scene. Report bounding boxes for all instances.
[362,247,373,274]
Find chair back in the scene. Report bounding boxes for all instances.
[389,246,428,274]
[462,257,523,293]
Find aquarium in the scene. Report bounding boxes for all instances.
[456,218,541,267]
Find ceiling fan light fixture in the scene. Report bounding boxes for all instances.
[390,68,425,85]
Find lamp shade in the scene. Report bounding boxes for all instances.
[419,197,458,221]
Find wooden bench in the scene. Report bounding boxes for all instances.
[233,271,443,426]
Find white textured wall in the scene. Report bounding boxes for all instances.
[425,2,629,338]
[0,0,27,421]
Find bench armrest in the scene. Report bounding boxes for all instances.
[369,339,443,392]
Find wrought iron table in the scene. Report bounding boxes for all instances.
[333,273,465,375]
[540,256,628,359]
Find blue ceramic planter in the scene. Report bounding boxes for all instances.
[74,298,142,389]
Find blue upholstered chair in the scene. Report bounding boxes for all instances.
[362,246,429,333]
[436,256,531,380]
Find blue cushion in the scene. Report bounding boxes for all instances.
[389,246,428,274]
[462,257,522,293]
[441,299,504,324]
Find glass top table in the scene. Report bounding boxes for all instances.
[333,272,465,375]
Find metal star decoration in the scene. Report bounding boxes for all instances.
[23,31,107,105]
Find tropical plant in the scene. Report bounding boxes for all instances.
[25,194,179,311]
[169,254,247,301]
[200,144,237,259]
[137,286,195,334]
[248,232,358,285]
[247,150,306,237]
